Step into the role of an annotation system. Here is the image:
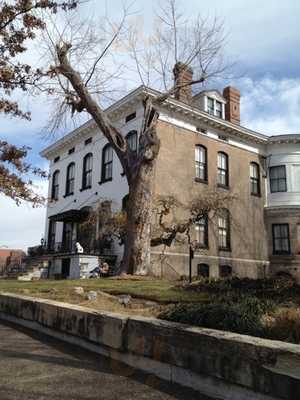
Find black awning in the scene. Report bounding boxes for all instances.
[49,208,90,223]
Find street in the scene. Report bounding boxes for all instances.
[0,320,212,400]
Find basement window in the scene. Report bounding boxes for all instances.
[68,147,75,155]
[125,112,136,123]
[85,137,92,146]
[53,156,60,163]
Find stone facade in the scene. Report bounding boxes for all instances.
[151,119,269,279]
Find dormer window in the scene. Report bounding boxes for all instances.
[205,95,224,119]
[216,101,222,118]
[207,97,214,115]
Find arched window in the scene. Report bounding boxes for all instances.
[65,162,75,196]
[195,215,208,248]
[51,170,60,200]
[101,144,113,182]
[250,162,260,195]
[195,145,207,182]
[218,209,230,250]
[217,152,229,187]
[126,130,138,153]
[197,263,210,278]
[82,153,93,190]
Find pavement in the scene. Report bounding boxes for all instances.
[0,320,213,400]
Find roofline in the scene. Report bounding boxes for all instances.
[41,85,298,159]
[268,134,300,144]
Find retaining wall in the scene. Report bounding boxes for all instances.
[0,292,300,400]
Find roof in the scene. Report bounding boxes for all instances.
[40,85,300,159]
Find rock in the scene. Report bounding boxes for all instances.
[118,294,132,307]
[73,287,84,295]
[87,291,97,301]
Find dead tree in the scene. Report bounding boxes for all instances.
[41,0,229,274]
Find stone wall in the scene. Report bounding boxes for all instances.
[0,292,300,400]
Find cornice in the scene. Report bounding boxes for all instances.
[41,85,300,160]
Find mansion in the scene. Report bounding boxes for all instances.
[40,75,300,281]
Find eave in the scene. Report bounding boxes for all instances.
[40,85,274,160]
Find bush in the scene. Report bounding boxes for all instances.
[185,277,298,300]
[159,295,274,337]
[266,308,300,344]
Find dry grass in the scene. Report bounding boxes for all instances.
[265,308,300,344]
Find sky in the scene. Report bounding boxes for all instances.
[0,0,300,251]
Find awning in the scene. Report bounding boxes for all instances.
[49,208,90,223]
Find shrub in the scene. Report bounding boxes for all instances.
[159,295,274,337]
[266,308,300,344]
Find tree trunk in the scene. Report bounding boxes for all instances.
[120,160,155,275]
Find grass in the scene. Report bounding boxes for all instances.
[0,278,209,304]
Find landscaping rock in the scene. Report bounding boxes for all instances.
[87,291,97,301]
[118,294,132,307]
[73,287,84,295]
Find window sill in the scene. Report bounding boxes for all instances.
[63,192,74,198]
[80,186,92,192]
[195,244,209,250]
[272,252,291,256]
[218,247,231,252]
[98,177,113,185]
[217,184,230,190]
[195,177,208,184]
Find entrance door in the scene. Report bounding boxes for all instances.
[61,258,70,279]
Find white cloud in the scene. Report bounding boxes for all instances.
[0,180,48,252]
[240,76,300,135]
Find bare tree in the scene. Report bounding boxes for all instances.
[41,0,229,274]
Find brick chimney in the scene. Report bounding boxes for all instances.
[223,86,240,125]
[173,62,193,104]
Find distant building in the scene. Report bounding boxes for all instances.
[0,249,26,275]
[39,67,300,281]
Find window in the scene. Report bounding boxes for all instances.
[217,152,229,187]
[125,112,136,123]
[195,145,207,182]
[68,147,75,155]
[216,101,222,118]
[51,170,60,200]
[48,221,56,251]
[195,216,208,248]
[207,97,214,115]
[270,165,287,193]
[197,264,209,278]
[250,162,260,196]
[84,137,92,146]
[54,156,60,163]
[65,163,75,196]
[101,144,113,182]
[126,130,138,153]
[219,265,232,278]
[272,224,290,255]
[218,209,230,250]
[82,153,93,190]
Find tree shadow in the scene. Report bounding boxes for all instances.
[0,320,212,400]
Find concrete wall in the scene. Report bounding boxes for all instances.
[0,292,300,400]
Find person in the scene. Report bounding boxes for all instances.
[99,262,109,277]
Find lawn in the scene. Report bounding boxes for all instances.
[0,278,209,304]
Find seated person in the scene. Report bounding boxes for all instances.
[99,262,110,277]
